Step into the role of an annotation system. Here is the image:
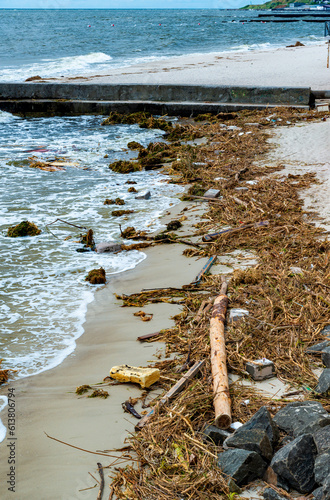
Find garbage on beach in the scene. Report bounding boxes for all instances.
[109,364,160,388]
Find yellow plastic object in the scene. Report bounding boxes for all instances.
[109,364,160,388]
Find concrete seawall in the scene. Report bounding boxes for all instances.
[0,83,313,116]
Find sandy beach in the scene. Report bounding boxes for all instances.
[1,42,330,498]
[55,43,330,90]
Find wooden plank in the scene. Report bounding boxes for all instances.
[135,360,205,431]
[191,255,217,285]
[137,331,161,342]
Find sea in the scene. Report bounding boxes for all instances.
[0,8,327,441]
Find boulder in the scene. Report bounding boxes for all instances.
[217,448,267,486]
[262,487,288,500]
[235,406,279,446]
[312,486,324,500]
[202,424,231,445]
[322,347,330,368]
[273,401,330,437]
[314,451,330,485]
[313,426,330,454]
[264,466,290,492]
[95,242,122,253]
[223,428,273,462]
[315,369,330,395]
[322,474,330,499]
[306,341,330,354]
[270,433,317,493]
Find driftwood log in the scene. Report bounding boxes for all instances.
[210,282,231,429]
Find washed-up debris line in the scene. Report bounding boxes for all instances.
[96,107,330,499]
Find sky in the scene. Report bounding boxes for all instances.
[1,1,254,8]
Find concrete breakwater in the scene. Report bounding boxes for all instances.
[0,83,313,116]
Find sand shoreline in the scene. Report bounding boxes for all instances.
[50,43,330,90]
[0,200,211,500]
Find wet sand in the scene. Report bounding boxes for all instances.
[55,44,330,90]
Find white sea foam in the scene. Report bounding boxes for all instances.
[0,52,112,82]
[0,397,8,443]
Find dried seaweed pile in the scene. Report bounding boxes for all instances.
[106,107,330,499]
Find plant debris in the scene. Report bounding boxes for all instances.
[75,384,92,395]
[7,220,41,237]
[133,310,154,322]
[85,268,106,284]
[88,389,109,399]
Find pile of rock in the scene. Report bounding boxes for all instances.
[203,401,330,499]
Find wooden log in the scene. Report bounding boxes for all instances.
[210,282,231,429]
[191,255,217,285]
[135,360,205,431]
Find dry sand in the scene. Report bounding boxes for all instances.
[55,44,330,90]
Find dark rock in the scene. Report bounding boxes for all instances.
[202,424,231,445]
[95,242,122,253]
[262,487,288,500]
[312,486,324,500]
[273,401,330,437]
[280,435,294,447]
[314,426,330,454]
[314,451,330,485]
[321,325,330,338]
[223,428,273,462]
[217,448,267,486]
[315,369,330,395]
[227,478,242,494]
[323,474,330,499]
[270,433,317,493]
[263,466,290,492]
[322,347,330,368]
[234,406,280,446]
[306,341,330,354]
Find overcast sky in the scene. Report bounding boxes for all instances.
[1,1,253,8]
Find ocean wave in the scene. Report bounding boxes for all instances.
[0,52,112,82]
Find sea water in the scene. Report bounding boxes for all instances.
[0,9,327,82]
[0,111,183,385]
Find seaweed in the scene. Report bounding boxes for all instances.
[111,210,134,217]
[128,187,137,193]
[80,229,95,249]
[75,384,92,395]
[7,221,41,237]
[109,160,141,174]
[85,268,106,284]
[166,220,182,231]
[127,141,144,150]
[88,389,109,399]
